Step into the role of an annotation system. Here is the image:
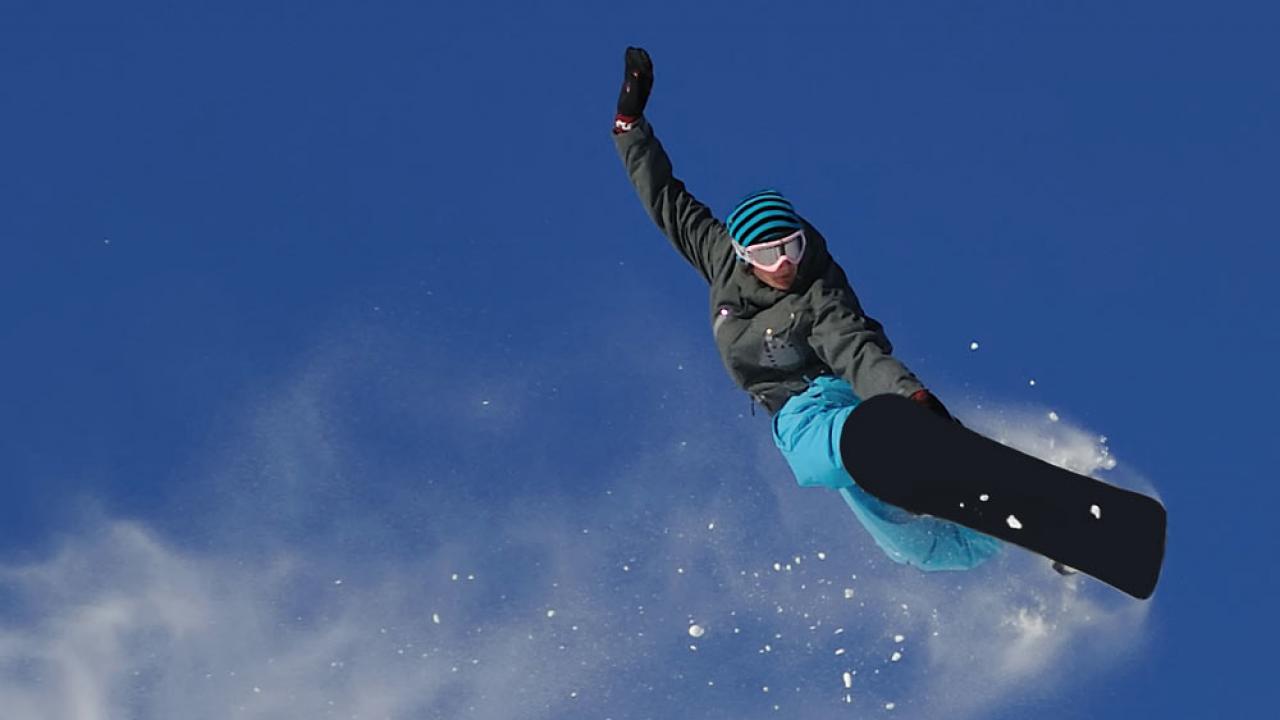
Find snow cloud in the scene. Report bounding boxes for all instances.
[0,324,1154,719]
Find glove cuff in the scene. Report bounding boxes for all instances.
[613,113,639,134]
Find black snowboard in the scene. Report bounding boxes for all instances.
[840,394,1166,599]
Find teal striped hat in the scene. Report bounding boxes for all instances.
[726,189,802,248]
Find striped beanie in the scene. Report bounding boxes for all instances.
[725,189,802,248]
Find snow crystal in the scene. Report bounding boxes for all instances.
[886,702,896,710]
[688,624,705,638]
[979,494,990,502]
[893,634,905,643]
[1006,515,1023,530]
[1048,411,1060,422]
[969,341,980,351]
[333,579,343,586]
[1029,379,1037,386]
[1091,504,1102,520]
[890,651,902,662]
[843,588,856,600]
[843,672,853,688]
[817,551,827,560]
[432,613,441,625]
[708,522,716,530]
[546,609,556,619]
[835,648,846,656]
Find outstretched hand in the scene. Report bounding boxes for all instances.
[617,46,653,118]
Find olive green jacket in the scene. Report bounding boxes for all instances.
[614,116,924,414]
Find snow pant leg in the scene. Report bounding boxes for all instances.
[772,377,1002,572]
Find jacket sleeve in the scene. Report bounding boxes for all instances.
[807,281,926,400]
[613,116,732,283]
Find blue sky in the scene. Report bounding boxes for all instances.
[2,1,1277,717]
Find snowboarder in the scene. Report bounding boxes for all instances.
[612,47,1002,571]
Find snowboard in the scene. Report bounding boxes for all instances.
[839,394,1166,599]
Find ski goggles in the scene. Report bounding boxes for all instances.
[734,229,806,272]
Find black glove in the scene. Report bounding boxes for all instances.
[616,46,653,118]
[911,389,955,422]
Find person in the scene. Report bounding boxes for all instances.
[612,47,1001,571]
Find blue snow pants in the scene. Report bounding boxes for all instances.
[772,376,1002,571]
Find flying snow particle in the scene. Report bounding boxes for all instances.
[1029,379,1037,386]
[835,648,846,656]
[432,613,441,625]
[843,672,853,689]
[1048,411,1060,422]
[886,702,897,710]
[979,494,990,502]
[890,651,902,662]
[546,609,556,619]
[1091,504,1102,520]
[1007,515,1024,530]
[708,522,716,530]
[843,588,856,600]
[688,624,705,638]
[773,562,783,572]
[893,634,905,643]
[817,551,827,560]
[969,341,980,351]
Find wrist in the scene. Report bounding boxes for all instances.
[613,113,639,134]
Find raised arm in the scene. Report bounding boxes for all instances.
[612,47,732,283]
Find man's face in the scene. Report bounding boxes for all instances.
[753,260,798,291]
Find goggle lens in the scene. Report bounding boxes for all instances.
[739,230,806,271]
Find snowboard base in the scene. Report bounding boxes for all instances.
[840,394,1166,599]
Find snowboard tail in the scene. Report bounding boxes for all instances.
[840,394,1166,599]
